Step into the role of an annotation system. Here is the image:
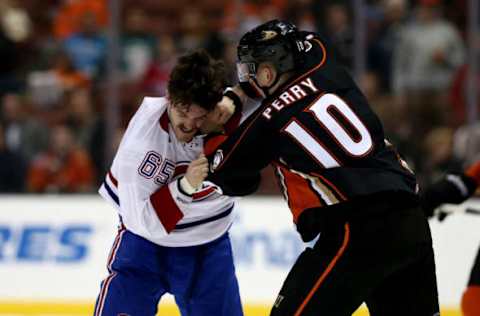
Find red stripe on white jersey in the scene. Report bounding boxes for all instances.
[192,186,216,201]
[150,185,184,233]
[108,171,118,188]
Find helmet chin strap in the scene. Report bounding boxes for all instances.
[240,79,266,99]
[239,70,282,99]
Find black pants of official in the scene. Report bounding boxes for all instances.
[270,206,440,316]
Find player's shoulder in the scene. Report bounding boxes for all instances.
[126,96,168,127]
[298,31,331,60]
[138,96,168,116]
[298,31,356,92]
[122,96,168,141]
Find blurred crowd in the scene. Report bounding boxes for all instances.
[0,0,478,194]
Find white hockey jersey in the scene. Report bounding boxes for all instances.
[99,97,238,247]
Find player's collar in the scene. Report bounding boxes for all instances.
[159,109,170,132]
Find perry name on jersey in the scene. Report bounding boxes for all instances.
[99,97,237,247]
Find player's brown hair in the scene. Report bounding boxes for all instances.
[168,49,226,111]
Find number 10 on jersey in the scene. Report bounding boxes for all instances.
[283,93,373,168]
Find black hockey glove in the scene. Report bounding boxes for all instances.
[420,173,478,221]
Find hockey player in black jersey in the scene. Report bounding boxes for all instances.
[421,161,480,316]
[206,20,440,315]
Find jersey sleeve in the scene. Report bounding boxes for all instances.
[204,98,262,157]
[206,107,274,196]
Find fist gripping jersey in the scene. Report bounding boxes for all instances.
[99,97,236,247]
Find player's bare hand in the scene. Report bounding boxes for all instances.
[184,154,208,189]
[200,96,235,134]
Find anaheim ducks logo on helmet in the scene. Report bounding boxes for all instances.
[260,30,278,41]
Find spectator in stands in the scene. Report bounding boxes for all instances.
[0,0,32,43]
[449,65,480,127]
[452,124,480,168]
[65,88,105,183]
[0,122,26,192]
[0,93,48,162]
[140,35,177,96]
[52,50,90,91]
[121,8,157,81]
[359,71,421,172]
[368,0,408,92]
[448,33,480,127]
[63,11,107,79]
[393,0,465,93]
[420,127,463,186]
[26,49,90,109]
[220,39,239,84]
[177,8,207,53]
[0,0,30,94]
[360,71,398,135]
[285,0,317,32]
[0,25,21,94]
[324,3,354,69]
[27,124,95,193]
[54,0,107,40]
[221,0,287,36]
[392,0,465,134]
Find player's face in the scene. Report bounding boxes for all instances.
[168,103,209,142]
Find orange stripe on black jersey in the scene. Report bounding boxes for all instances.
[292,168,345,206]
[294,223,350,316]
[311,176,341,204]
[287,39,327,87]
[311,171,347,201]
[466,161,480,186]
[276,164,324,222]
[215,38,327,172]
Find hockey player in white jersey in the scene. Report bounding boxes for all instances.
[94,50,243,316]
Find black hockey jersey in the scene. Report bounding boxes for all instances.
[207,31,418,230]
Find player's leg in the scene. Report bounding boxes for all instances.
[462,246,480,316]
[365,206,440,316]
[365,242,439,316]
[270,223,371,316]
[174,233,243,316]
[94,229,166,316]
[270,204,436,316]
